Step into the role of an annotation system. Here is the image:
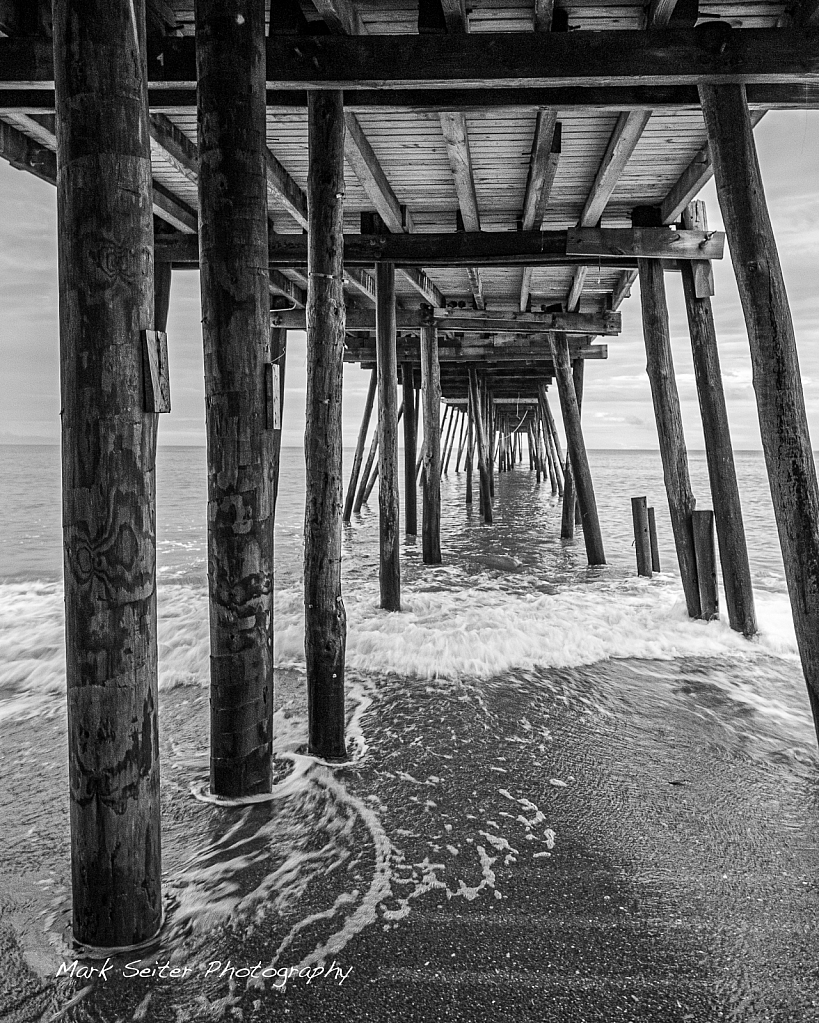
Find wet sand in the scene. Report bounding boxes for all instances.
[2,656,819,1022]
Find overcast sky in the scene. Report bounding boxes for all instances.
[1,110,817,450]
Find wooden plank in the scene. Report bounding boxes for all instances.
[345,111,405,232]
[159,228,709,267]
[310,0,366,36]
[305,90,348,760]
[275,306,621,333]
[142,330,171,413]
[579,110,652,227]
[567,227,725,260]
[198,0,275,794]
[660,109,766,223]
[702,82,819,735]
[54,0,161,948]
[439,110,484,308]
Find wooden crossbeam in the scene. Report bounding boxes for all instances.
[344,341,608,363]
[309,0,366,36]
[440,0,469,33]
[660,109,766,224]
[270,269,306,307]
[275,307,621,334]
[439,110,484,308]
[157,227,722,267]
[345,112,406,232]
[519,113,561,312]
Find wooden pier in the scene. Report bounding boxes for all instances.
[6,0,819,948]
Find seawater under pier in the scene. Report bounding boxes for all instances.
[3,0,819,996]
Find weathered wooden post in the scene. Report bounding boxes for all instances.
[561,357,585,533]
[54,0,162,946]
[469,368,493,524]
[402,362,418,536]
[353,430,378,514]
[702,82,819,734]
[377,262,401,611]
[466,389,474,505]
[343,368,377,523]
[304,90,348,759]
[631,497,652,577]
[270,325,287,515]
[197,0,275,794]
[420,325,442,563]
[634,206,701,619]
[693,510,719,620]
[549,336,606,565]
[680,201,757,637]
[648,507,661,573]
[539,386,564,497]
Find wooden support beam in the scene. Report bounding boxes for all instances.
[0,117,55,185]
[635,215,701,618]
[469,368,492,522]
[702,83,819,732]
[519,115,561,311]
[281,306,620,334]
[441,0,469,32]
[158,227,721,268]
[310,0,366,36]
[401,266,446,308]
[270,326,287,513]
[305,90,348,759]
[264,147,309,228]
[420,326,442,562]
[680,201,756,636]
[54,0,161,948]
[343,367,377,523]
[561,357,584,537]
[149,112,198,183]
[376,262,401,610]
[611,269,639,310]
[548,347,605,564]
[198,0,275,794]
[403,362,418,535]
[534,0,555,31]
[660,110,766,224]
[440,111,484,308]
[465,388,475,504]
[345,111,405,233]
[581,111,653,228]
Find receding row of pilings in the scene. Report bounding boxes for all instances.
[53,1,819,950]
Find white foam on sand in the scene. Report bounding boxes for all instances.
[0,575,800,723]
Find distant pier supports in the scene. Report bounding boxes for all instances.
[54,0,161,946]
[343,368,377,523]
[634,207,701,619]
[402,363,418,535]
[304,90,347,758]
[377,261,401,610]
[548,339,606,565]
[680,201,756,637]
[198,0,274,794]
[420,326,442,563]
[702,83,819,736]
[469,368,493,524]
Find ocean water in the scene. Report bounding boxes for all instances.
[2,444,818,1021]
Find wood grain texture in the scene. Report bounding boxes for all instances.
[420,325,442,563]
[304,90,348,759]
[197,0,275,794]
[468,368,493,523]
[702,83,819,731]
[54,0,161,948]
[637,255,701,617]
[632,496,653,577]
[377,261,401,610]
[692,509,719,620]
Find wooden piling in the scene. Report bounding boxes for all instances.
[549,336,606,565]
[469,368,493,524]
[539,387,565,497]
[402,362,418,536]
[343,367,377,523]
[466,389,474,505]
[54,0,162,948]
[198,0,275,793]
[304,90,347,759]
[420,325,442,563]
[270,326,287,516]
[692,509,719,620]
[634,209,701,619]
[377,261,401,611]
[680,201,757,637]
[648,507,661,573]
[631,497,652,577]
[354,429,378,514]
[561,358,584,539]
[702,83,819,732]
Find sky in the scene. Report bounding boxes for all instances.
[1,109,818,450]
